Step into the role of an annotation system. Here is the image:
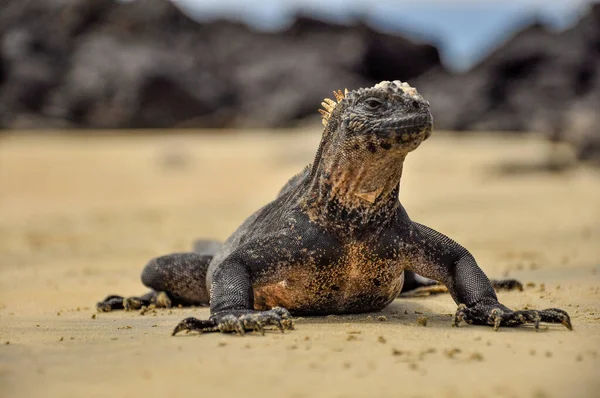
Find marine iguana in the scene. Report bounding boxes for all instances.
[97,81,572,335]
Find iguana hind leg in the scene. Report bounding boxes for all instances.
[400,270,523,297]
[96,252,212,312]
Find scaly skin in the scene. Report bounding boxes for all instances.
[97,81,571,335]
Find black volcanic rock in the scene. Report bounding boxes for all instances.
[1,0,597,163]
[0,0,442,129]
[414,4,600,163]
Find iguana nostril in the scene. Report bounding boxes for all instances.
[412,100,420,109]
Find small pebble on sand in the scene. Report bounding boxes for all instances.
[469,352,484,361]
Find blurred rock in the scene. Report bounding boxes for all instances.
[414,4,600,164]
[0,0,441,129]
[1,0,598,164]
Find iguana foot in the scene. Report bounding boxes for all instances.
[96,295,127,312]
[154,291,172,308]
[96,291,172,312]
[172,307,294,336]
[453,302,572,331]
[400,278,523,297]
[399,284,448,297]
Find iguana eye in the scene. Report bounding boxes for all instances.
[365,98,382,109]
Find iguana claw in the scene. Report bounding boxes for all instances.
[172,307,294,336]
[453,303,571,331]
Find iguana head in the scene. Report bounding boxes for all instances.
[305,81,433,226]
[299,81,433,227]
[319,80,433,155]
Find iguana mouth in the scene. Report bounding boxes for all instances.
[377,120,433,146]
[380,114,433,130]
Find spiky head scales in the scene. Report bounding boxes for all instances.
[318,81,423,127]
[319,89,348,127]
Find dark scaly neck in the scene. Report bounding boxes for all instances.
[302,125,405,233]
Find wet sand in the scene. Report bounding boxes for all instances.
[0,130,599,398]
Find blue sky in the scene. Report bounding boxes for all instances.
[170,0,594,70]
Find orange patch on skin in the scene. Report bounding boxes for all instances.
[354,187,384,204]
[252,242,406,314]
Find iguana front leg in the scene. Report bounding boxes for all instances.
[405,222,572,331]
[172,239,295,336]
[96,252,212,312]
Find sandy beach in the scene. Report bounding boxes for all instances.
[0,130,598,398]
